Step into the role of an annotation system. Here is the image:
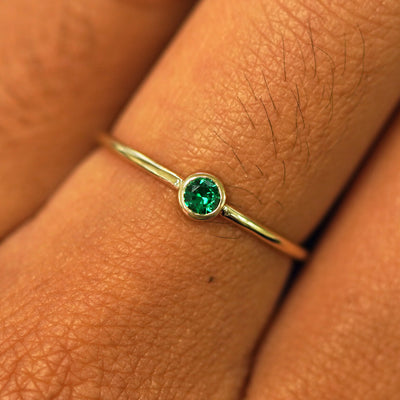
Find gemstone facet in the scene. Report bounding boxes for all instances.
[183,177,221,215]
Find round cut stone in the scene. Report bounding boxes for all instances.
[184,177,221,215]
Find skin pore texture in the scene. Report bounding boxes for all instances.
[0,0,399,399]
[246,112,400,400]
[0,0,195,238]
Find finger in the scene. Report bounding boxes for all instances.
[245,109,400,399]
[0,0,400,398]
[0,0,195,238]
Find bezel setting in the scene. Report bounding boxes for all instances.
[178,172,226,220]
[99,134,309,260]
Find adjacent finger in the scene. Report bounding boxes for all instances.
[0,0,399,398]
[0,0,195,238]
[245,109,400,399]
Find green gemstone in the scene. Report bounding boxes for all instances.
[184,177,221,215]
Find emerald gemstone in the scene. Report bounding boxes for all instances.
[184,177,221,215]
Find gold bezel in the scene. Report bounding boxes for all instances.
[178,172,226,221]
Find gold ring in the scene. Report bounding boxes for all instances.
[99,133,308,261]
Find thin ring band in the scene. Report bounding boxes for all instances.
[99,133,308,261]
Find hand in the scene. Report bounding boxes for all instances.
[0,0,399,398]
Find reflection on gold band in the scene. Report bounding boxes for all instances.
[99,133,308,261]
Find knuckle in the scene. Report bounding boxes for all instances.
[0,193,238,400]
[0,2,96,141]
[162,0,400,226]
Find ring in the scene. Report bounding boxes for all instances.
[99,133,308,261]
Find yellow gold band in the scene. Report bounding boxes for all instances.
[99,133,308,261]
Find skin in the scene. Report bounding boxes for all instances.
[0,0,195,238]
[0,0,399,399]
[246,112,400,400]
